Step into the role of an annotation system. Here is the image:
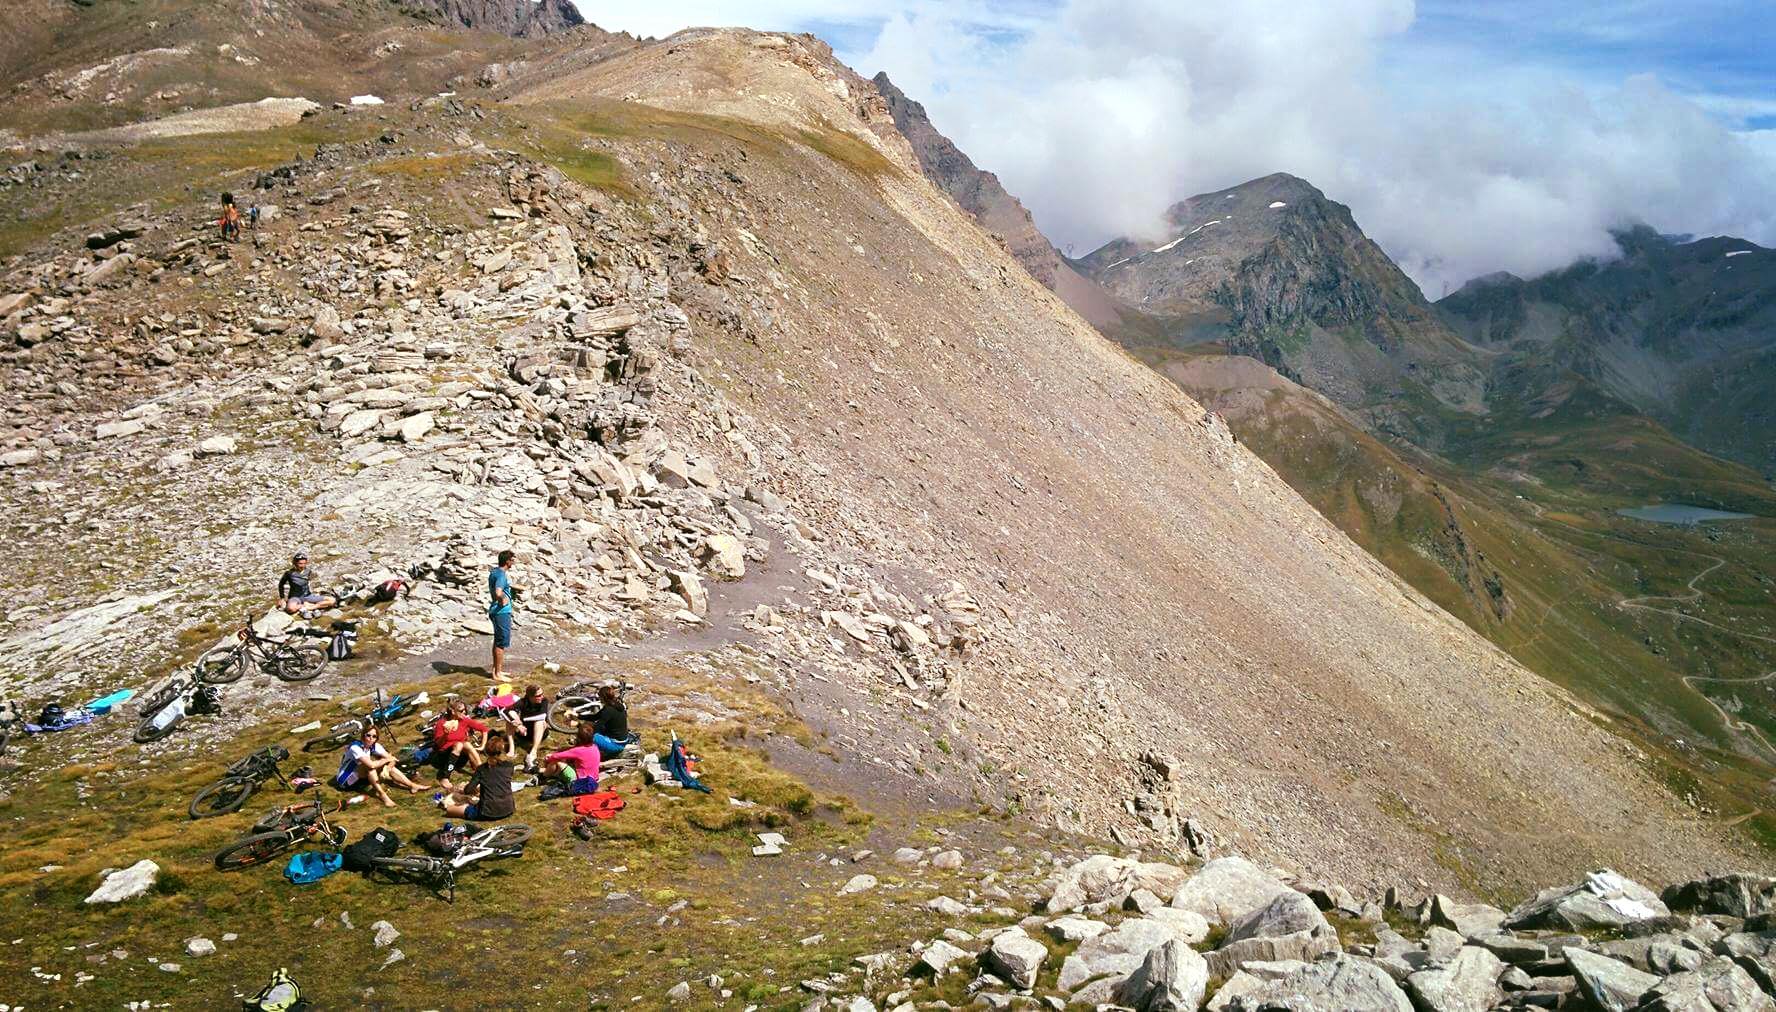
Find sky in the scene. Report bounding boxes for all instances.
[574,1,1776,294]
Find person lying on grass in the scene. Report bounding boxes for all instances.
[436,730,517,821]
[431,698,488,789]
[334,727,423,807]
[538,725,602,797]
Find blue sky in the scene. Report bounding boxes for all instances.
[576,2,1776,288]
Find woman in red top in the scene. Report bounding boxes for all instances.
[431,699,488,788]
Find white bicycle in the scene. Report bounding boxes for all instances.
[369,824,532,902]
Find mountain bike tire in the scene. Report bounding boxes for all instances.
[189,776,258,819]
[214,831,293,871]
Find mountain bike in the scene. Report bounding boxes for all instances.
[133,675,223,744]
[370,824,532,902]
[195,615,329,685]
[301,689,427,753]
[213,799,347,871]
[545,680,632,735]
[189,745,305,819]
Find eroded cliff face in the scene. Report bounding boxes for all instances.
[404,0,583,37]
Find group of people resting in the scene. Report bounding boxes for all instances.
[331,682,631,811]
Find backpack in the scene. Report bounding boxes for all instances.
[340,827,400,872]
[283,851,342,885]
[327,627,357,661]
[36,703,65,726]
[242,967,308,1011]
[373,579,407,603]
[416,824,469,857]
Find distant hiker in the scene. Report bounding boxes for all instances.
[248,203,260,230]
[488,549,516,682]
[334,726,423,808]
[436,730,516,821]
[501,684,550,770]
[277,550,337,614]
[590,682,630,759]
[220,192,241,242]
[429,698,488,789]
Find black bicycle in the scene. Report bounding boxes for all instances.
[195,615,329,685]
[371,824,532,902]
[213,800,347,871]
[189,745,303,819]
[545,680,632,735]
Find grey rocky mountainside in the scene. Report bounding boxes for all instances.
[1438,227,1776,474]
[401,0,584,37]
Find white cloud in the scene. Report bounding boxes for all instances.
[578,1,1776,292]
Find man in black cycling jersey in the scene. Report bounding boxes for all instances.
[277,550,337,614]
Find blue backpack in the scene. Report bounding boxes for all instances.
[283,851,342,885]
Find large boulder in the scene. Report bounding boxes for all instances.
[1171,856,1295,926]
[1567,947,1662,1012]
[1717,931,1776,992]
[1405,945,1506,1012]
[1114,939,1209,1011]
[1431,894,1508,937]
[984,928,1047,989]
[1666,875,1776,920]
[1508,870,1671,931]
[1208,890,1339,978]
[1057,916,1196,992]
[1635,956,1776,1012]
[1212,953,1414,1012]
[1045,854,1188,914]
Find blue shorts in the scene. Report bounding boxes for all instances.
[292,594,326,605]
[463,804,506,821]
[491,612,512,648]
[569,776,599,796]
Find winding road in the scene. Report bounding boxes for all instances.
[1616,551,1776,760]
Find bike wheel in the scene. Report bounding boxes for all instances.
[133,708,183,744]
[194,645,246,685]
[302,723,360,754]
[372,856,438,875]
[480,824,534,851]
[214,831,293,871]
[135,677,184,716]
[190,776,258,819]
[268,641,328,683]
[546,697,593,735]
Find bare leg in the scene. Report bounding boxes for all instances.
[383,762,422,793]
[366,767,395,807]
[491,644,505,681]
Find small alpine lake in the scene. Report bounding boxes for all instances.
[1617,503,1758,525]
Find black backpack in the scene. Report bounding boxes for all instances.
[327,626,357,661]
[416,824,469,857]
[37,703,65,726]
[340,827,399,872]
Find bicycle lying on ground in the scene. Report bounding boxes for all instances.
[133,674,223,744]
[546,680,632,735]
[213,799,347,871]
[195,615,330,685]
[190,745,306,819]
[301,689,427,754]
[371,824,532,902]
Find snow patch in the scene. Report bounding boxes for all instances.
[1725,249,1752,258]
[1104,257,1132,270]
[1150,237,1185,254]
[350,95,385,106]
[1269,201,1288,209]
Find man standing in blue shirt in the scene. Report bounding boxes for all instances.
[488,549,517,682]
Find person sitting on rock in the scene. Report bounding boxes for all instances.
[590,682,631,759]
[500,684,550,771]
[430,698,488,789]
[436,730,517,821]
[333,726,423,808]
[276,551,337,614]
[538,725,601,798]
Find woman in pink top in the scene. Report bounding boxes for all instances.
[541,726,601,795]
